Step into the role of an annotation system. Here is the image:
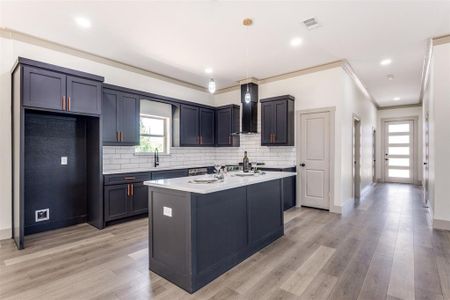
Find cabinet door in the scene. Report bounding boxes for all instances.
[282,176,296,210]
[180,105,200,146]
[199,108,215,146]
[216,108,232,146]
[118,93,140,145]
[130,182,148,215]
[23,66,66,111]
[102,89,119,144]
[104,184,129,221]
[261,102,274,145]
[273,100,288,144]
[67,76,101,115]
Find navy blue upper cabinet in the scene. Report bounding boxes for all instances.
[23,66,66,111]
[180,105,215,147]
[102,88,140,146]
[215,105,240,147]
[22,65,102,116]
[199,108,215,146]
[260,95,295,146]
[180,105,200,146]
[67,76,102,115]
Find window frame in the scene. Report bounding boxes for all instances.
[136,114,169,155]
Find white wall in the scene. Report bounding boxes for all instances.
[427,42,450,226]
[341,72,377,209]
[0,36,213,239]
[376,106,423,183]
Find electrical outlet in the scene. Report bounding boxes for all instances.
[61,156,68,165]
[163,206,172,217]
[35,209,49,222]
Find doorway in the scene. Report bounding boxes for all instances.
[353,116,361,200]
[382,118,417,184]
[297,109,333,210]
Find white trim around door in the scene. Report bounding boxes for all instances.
[381,116,419,185]
[296,107,335,212]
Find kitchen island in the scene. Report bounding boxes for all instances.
[144,171,296,293]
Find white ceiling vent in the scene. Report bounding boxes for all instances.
[303,17,320,30]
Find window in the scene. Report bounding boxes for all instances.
[136,115,168,154]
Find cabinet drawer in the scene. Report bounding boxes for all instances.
[104,172,151,185]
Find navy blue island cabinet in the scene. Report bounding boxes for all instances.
[146,176,289,293]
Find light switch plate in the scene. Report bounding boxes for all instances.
[61,156,68,165]
[163,206,172,217]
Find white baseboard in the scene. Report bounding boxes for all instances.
[0,228,11,241]
[433,218,450,231]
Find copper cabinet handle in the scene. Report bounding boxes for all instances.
[124,176,136,180]
[127,184,130,197]
[120,131,124,142]
[62,96,66,110]
[131,184,134,196]
[67,96,71,111]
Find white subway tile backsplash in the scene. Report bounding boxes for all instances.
[103,134,296,173]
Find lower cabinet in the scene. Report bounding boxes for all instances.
[259,167,296,211]
[104,181,149,222]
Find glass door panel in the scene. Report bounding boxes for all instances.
[384,120,414,183]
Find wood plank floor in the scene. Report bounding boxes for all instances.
[0,183,447,299]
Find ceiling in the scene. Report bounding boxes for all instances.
[1,1,450,107]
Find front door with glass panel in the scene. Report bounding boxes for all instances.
[384,120,414,183]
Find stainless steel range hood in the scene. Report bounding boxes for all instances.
[237,82,258,134]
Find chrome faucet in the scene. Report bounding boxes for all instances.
[154,148,159,167]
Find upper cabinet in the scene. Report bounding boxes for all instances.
[102,88,140,146]
[22,65,102,116]
[179,104,215,146]
[260,95,295,146]
[215,105,240,147]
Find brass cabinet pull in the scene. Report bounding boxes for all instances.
[124,176,136,180]
[131,184,134,196]
[67,96,71,111]
[62,96,66,110]
[120,131,124,142]
[127,184,130,197]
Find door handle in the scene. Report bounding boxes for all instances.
[300,163,306,167]
[62,96,66,110]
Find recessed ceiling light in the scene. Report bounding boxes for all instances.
[380,58,392,66]
[74,16,91,29]
[290,37,303,47]
[387,74,394,80]
[393,97,400,101]
[204,67,213,74]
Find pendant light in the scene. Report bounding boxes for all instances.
[208,78,216,94]
[243,18,252,103]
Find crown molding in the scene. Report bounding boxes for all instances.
[215,60,347,95]
[378,103,422,110]
[341,60,379,109]
[0,27,209,93]
[432,34,450,46]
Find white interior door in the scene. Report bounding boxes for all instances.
[383,120,415,184]
[299,112,330,209]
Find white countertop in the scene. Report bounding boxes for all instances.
[103,164,295,175]
[103,165,212,175]
[144,171,296,194]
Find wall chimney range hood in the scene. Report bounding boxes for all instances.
[237,82,258,134]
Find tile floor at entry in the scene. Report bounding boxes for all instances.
[0,183,446,300]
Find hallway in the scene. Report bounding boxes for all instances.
[0,183,446,299]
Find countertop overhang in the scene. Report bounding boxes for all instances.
[144,171,296,194]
